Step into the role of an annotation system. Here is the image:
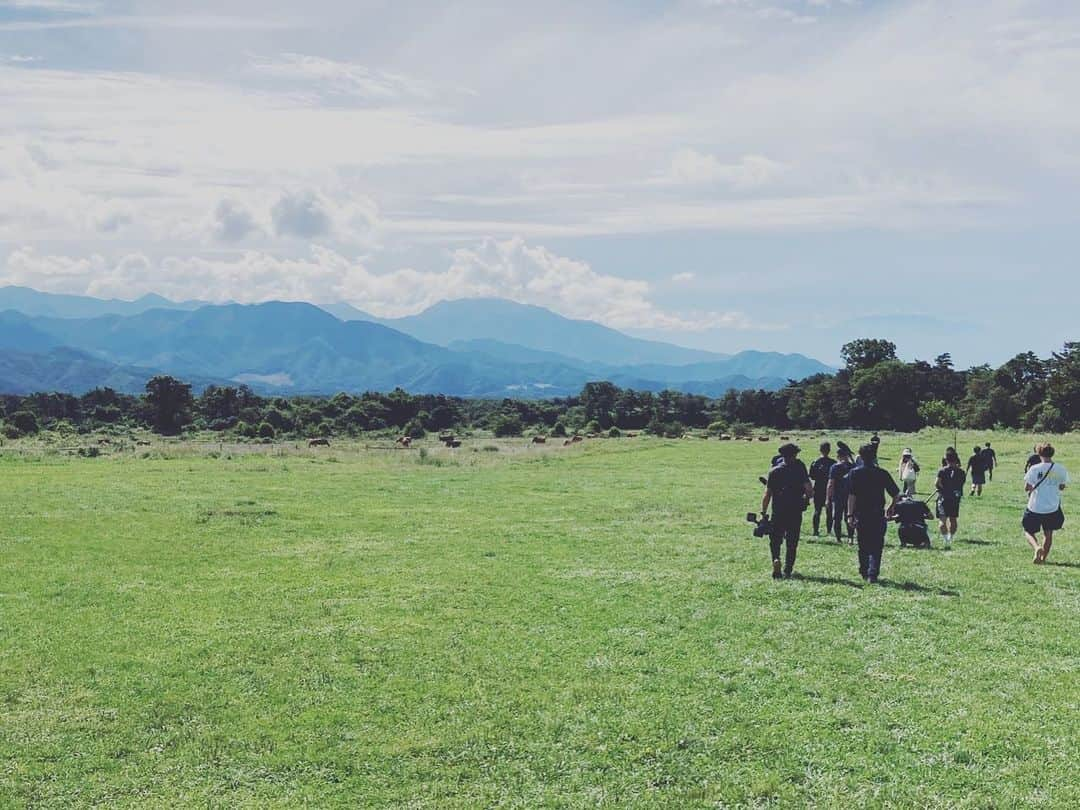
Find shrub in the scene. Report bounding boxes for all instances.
[585,420,603,435]
[236,421,257,439]
[257,422,276,439]
[551,421,568,438]
[404,418,427,440]
[707,420,728,436]
[11,411,39,435]
[730,421,754,439]
[491,414,523,438]
[77,446,101,458]
[607,427,621,438]
[2,425,19,440]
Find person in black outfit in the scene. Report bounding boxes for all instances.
[967,445,987,496]
[827,445,856,543]
[936,450,966,546]
[888,495,934,548]
[846,443,900,583]
[761,443,813,579]
[982,442,997,481]
[809,441,836,536]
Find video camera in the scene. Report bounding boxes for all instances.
[746,512,772,538]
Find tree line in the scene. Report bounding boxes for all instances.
[2,339,1077,439]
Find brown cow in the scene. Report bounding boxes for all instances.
[571,435,584,443]
[308,438,330,447]
[532,436,547,444]
[563,439,572,446]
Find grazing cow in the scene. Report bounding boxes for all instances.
[532,436,547,444]
[97,437,111,445]
[626,432,638,438]
[571,435,584,443]
[563,439,572,446]
[448,439,462,448]
[136,440,151,447]
[720,434,733,441]
[780,436,790,441]
[308,438,331,447]
[758,436,770,442]
[395,436,412,448]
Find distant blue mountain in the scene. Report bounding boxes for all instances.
[0,285,208,319]
[0,289,832,396]
[359,298,730,366]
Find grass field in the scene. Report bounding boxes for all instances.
[1,431,1077,807]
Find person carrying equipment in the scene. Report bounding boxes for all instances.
[888,494,934,548]
[809,441,836,536]
[761,443,813,579]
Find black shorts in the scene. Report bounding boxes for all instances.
[936,496,961,519]
[1022,508,1065,534]
[814,490,827,509]
[971,471,986,486]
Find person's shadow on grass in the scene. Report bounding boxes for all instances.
[790,572,960,597]
[1045,560,1080,569]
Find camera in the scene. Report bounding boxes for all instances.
[746,512,772,538]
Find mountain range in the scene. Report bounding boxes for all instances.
[0,286,833,397]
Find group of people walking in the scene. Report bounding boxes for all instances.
[759,437,1068,583]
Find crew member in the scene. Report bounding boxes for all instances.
[847,443,900,583]
[809,441,836,536]
[761,443,813,579]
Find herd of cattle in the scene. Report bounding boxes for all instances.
[306,432,788,449]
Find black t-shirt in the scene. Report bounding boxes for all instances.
[967,453,987,473]
[1026,453,1041,472]
[937,466,966,499]
[767,459,810,513]
[894,500,932,526]
[981,447,997,467]
[829,460,853,500]
[809,456,836,493]
[848,464,900,519]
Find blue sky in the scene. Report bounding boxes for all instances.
[1,0,1078,367]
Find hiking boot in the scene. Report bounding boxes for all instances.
[772,559,782,579]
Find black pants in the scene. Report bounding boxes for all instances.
[856,516,886,580]
[769,511,802,574]
[812,491,832,535]
[832,500,852,541]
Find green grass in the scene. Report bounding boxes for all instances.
[1,431,1077,807]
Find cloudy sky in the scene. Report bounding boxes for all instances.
[2,0,1078,366]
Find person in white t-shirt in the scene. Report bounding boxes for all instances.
[1023,443,1069,564]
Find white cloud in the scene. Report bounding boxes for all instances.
[671,272,696,283]
[250,53,472,104]
[1,238,754,331]
[665,150,786,188]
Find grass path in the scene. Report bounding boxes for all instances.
[1,433,1077,807]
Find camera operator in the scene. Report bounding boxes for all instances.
[847,443,901,584]
[761,443,813,580]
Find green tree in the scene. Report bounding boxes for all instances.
[841,339,898,372]
[144,376,194,435]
